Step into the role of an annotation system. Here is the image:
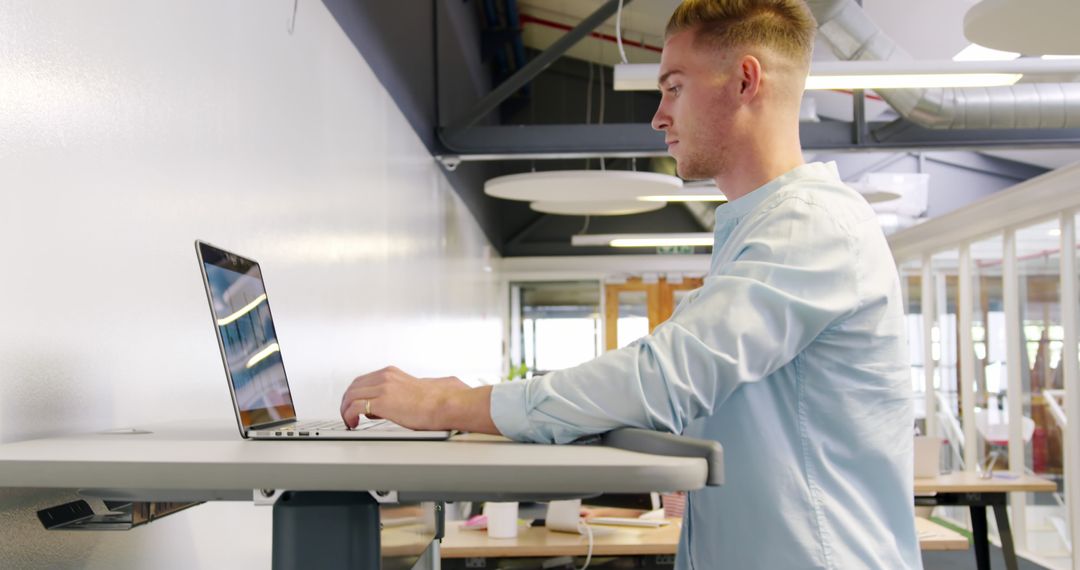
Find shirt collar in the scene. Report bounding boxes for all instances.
[713,161,841,223]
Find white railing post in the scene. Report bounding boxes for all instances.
[959,244,978,471]
[1004,228,1028,550]
[1059,212,1079,568]
[923,255,938,439]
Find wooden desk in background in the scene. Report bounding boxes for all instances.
[439,516,969,569]
[441,520,680,569]
[915,472,1057,570]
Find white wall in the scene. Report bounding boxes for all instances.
[0,1,502,567]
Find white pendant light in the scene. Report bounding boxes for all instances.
[485,170,683,202]
[964,0,1080,56]
[530,200,665,216]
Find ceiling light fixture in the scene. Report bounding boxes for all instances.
[614,59,1080,91]
[804,73,1021,90]
[530,200,665,216]
[485,170,682,202]
[638,195,728,202]
[637,186,727,203]
[572,233,715,248]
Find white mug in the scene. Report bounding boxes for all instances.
[484,501,519,539]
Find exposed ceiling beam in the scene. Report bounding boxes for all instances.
[437,121,1080,167]
[442,0,633,134]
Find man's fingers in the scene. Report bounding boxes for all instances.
[339,367,408,426]
[340,387,381,427]
[342,398,377,429]
[339,379,384,417]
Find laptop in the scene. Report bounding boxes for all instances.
[195,240,451,440]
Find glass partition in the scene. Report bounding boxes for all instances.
[1009,220,1066,555]
[1017,220,1064,480]
[930,250,963,470]
[616,290,650,349]
[513,281,602,377]
[971,236,1006,471]
[899,260,927,424]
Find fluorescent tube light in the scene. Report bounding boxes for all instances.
[637,185,727,203]
[572,233,714,248]
[638,195,728,202]
[804,73,1021,90]
[616,59,1080,91]
[611,237,715,248]
[216,293,268,326]
[246,342,281,369]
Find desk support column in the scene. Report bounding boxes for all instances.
[272,492,380,570]
[992,502,1019,570]
[970,505,990,570]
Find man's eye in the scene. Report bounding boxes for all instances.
[666,85,681,95]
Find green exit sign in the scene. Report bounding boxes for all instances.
[656,245,695,255]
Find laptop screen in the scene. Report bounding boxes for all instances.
[198,243,296,428]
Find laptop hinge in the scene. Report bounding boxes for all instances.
[248,419,297,431]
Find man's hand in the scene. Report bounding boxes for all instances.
[339,366,499,434]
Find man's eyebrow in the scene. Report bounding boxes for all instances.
[657,70,683,87]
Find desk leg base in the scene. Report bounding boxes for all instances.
[272,491,380,570]
[970,505,990,570]
[993,504,1019,570]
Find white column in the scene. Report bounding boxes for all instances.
[922,255,938,439]
[1059,213,1079,568]
[508,283,522,375]
[959,244,978,471]
[1004,228,1028,550]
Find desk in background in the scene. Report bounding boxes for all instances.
[439,516,968,569]
[916,471,1056,570]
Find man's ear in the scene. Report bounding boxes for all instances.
[738,55,762,101]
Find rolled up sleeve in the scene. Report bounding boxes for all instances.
[491,196,861,444]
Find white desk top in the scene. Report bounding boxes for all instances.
[0,420,708,501]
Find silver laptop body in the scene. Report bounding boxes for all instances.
[195,240,451,440]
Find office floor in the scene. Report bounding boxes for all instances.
[923,546,1051,570]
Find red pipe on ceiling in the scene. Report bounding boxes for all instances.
[519,13,885,102]
[519,13,663,54]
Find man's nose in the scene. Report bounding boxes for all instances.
[651,106,669,132]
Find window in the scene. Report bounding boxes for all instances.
[511,282,602,376]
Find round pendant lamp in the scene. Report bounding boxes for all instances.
[484,170,683,202]
[530,200,666,216]
[964,0,1080,55]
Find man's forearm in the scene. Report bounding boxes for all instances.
[440,385,501,435]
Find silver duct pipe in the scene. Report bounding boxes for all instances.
[805,0,1080,129]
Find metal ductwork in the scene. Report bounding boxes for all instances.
[805,0,1080,129]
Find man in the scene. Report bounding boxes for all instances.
[341,1,921,568]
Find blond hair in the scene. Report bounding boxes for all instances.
[666,0,816,68]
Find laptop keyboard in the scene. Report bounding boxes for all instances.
[289,419,398,432]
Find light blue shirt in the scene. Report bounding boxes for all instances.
[490,162,921,569]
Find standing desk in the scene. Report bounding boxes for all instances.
[0,420,722,570]
[915,472,1056,570]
